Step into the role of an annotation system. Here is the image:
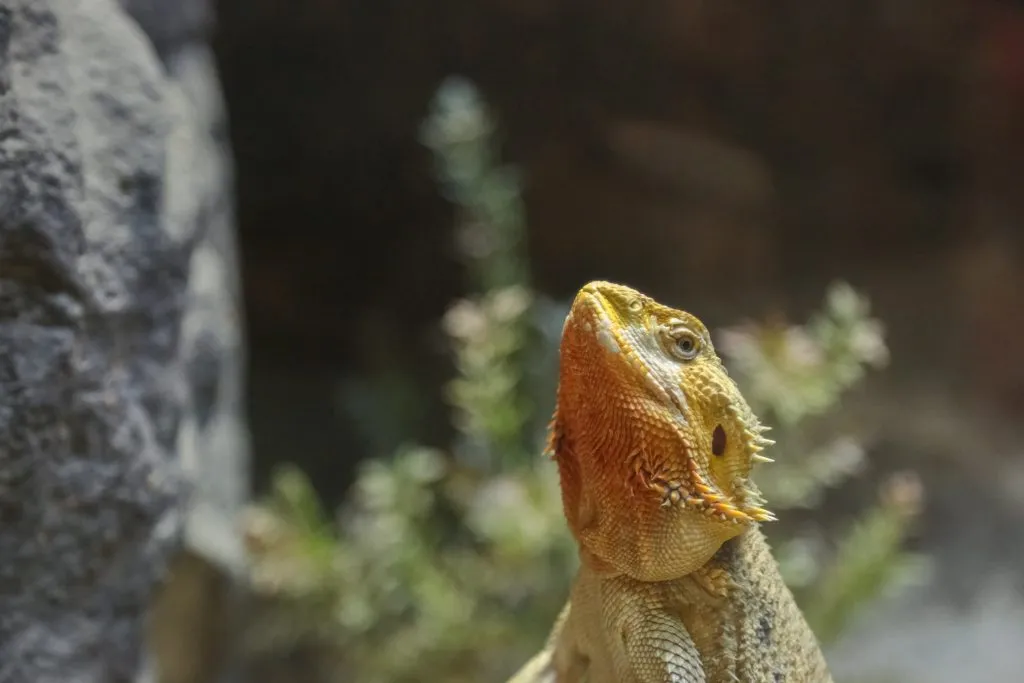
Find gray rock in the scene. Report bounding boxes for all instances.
[119,0,212,60]
[133,15,249,577]
[0,0,245,679]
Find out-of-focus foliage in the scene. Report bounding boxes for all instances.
[719,282,890,510]
[442,286,534,467]
[801,472,927,644]
[239,77,923,682]
[419,77,529,295]
[717,284,928,643]
[240,77,575,683]
[243,447,574,683]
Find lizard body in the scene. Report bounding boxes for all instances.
[508,281,832,683]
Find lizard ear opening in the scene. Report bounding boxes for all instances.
[712,424,726,456]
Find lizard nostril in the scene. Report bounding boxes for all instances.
[712,425,726,456]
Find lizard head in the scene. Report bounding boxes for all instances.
[549,280,776,581]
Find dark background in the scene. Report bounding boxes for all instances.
[168,1,1024,680]
[211,0,1024,506]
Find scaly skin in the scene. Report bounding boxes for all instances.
[508,281,832,683]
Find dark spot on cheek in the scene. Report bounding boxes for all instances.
[773,672,784,682]
[712,424,726,456]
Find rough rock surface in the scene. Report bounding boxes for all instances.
[122,0,249,576]
[0,0,246,680]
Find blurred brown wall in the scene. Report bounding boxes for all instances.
[211,0,1024,500]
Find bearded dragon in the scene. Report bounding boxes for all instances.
[507,281,832,683]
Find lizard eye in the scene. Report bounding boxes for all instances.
[670,329,701,361]
[628,298,643,313]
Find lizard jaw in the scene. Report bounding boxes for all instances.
[635,455,777,525]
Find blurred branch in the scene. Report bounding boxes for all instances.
[720,282,890,509]
[420,76,530,294]
[802,472,929,645]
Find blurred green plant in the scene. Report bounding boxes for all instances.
[240,77,574,683]
[801,472,927,644]
[717,282,887,510]
[239,76,924,682]
[419,77,530,295]
[242,445,573,683]
[716,284,928,643]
